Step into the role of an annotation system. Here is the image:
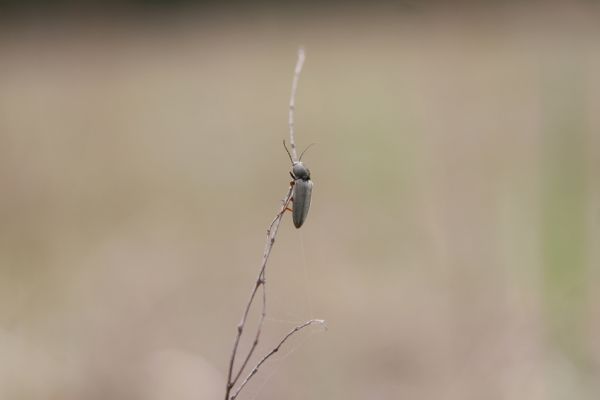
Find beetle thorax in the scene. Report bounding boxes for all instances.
[292,162,311,181]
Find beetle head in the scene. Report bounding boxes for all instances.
[292,162,311,181]
[283,140,313,180]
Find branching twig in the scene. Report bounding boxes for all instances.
[231,319,326,400]
[224,48,322,400]
[225,187,292,400]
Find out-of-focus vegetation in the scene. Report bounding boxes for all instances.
[0,2,599,399]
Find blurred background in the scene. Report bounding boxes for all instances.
[1,1,599,399]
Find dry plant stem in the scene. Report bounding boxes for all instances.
[224,187,293,400]
[288,47,305,162]
[231,319,326,400]
[225,48,319,400]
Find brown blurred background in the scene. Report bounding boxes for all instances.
[1,1,599,399]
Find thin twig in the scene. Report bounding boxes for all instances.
[288,47,305,163]
[231,319,326,400]
[231,188,292,385]
[225,188,292,400]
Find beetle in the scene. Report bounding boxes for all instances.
[284,141,315,228]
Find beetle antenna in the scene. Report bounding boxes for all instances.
[299,143,317,161]
[283,139,295,164]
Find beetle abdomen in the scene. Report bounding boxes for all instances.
[292,179,313,228]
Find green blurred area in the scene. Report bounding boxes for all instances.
[0,2,599,400]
